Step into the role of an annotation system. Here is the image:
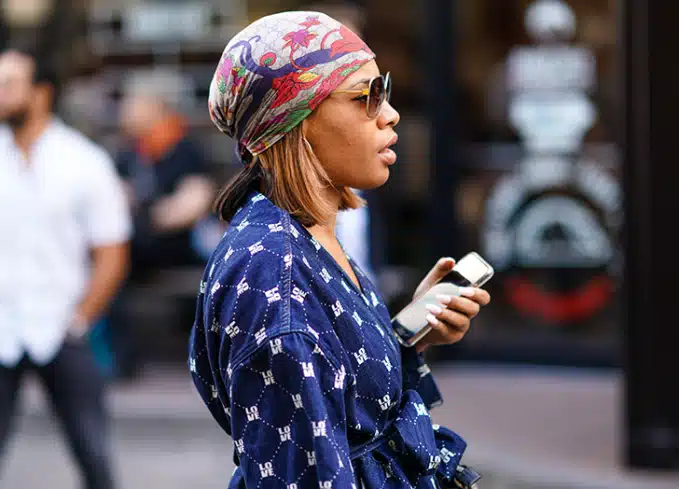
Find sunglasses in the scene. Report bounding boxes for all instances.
[333,72,392,118]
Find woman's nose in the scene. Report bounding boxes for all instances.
[378,100,400,128]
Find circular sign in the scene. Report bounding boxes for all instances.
[483,157,622,324]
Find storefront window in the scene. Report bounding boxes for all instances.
[451,0,621,364]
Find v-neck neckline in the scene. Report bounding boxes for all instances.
[293,219,367,298]
[241,191,369,299]
[289,215,401,354]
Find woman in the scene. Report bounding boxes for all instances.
[189,11,491,489]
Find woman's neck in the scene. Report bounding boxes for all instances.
[306,185,341,240]
[307,218,336,242]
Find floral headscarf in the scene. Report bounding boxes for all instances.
[208,11,375,163]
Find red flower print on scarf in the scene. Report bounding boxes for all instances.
[231,66,246,96]
[329,25,369,58]
[308,59,365,110]
[283,29,318,51]
[300,16,321,29]
[270,71,321,109]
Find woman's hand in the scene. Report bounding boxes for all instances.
[412,257,491,353]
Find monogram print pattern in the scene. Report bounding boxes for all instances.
[189,192,467,489]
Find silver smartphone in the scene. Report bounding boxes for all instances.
[392,252,494,347]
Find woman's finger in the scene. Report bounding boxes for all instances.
[439,309,471,333]
[471,288,491,306]
[426,305,470,332]
[436,295,480,318]
[426,315,466,343]
[437,288,490,307]
[414,257,456,299]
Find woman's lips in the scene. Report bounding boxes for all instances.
[378,134,398,165]
[378,147,397,165]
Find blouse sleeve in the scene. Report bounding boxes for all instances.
[398,338,444,410]
[228,331,356,489]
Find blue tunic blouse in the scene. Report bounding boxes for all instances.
[189,192,468,489]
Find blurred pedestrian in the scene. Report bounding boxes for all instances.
[109,70,215,378]
[189,11,490,489]
[0,46,130,489]
[117,70,215,272]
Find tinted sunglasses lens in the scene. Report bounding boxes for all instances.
[385,73,392,103]
[367,76,385,117]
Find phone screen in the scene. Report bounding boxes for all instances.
[442,269,473,287]
[442,253,493,287]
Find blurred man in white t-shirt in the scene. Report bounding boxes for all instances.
[0,46,130,489]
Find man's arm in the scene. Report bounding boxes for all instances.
[73,242,130,330]
[149,139,216,233]
[150,175,215,233]
[72,146,133,334]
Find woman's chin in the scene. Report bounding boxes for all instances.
[358,171,390,190]
[342,162,391,191]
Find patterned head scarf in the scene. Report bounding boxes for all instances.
[208,11,375,164]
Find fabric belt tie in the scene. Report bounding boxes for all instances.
[349,390,478,488]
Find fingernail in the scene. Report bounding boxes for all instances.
[436,294,452,305]
[459,287,475,298]
[426,313,440,326]
[426,304,443,315]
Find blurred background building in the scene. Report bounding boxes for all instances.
[1,0,622,366]
[1,1,678,488]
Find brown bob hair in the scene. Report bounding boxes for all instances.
[214,124,364,227]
